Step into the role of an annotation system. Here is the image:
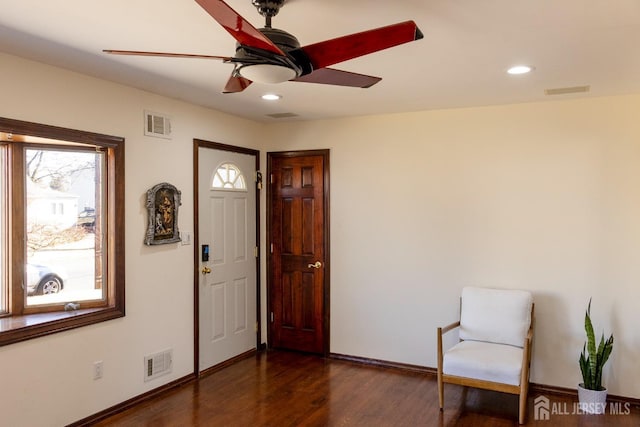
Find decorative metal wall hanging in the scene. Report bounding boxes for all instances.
[144,182,181,245]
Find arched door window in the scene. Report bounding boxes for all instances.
[211,162,247,191]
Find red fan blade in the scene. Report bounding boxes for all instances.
[292,68,381,88]
[103,49,231,61]
[300,21,423,70]
[223,74,252,93]
[195,0,285,56]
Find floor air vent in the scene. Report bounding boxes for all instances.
[144,349,173,381]
[144,110,172,138]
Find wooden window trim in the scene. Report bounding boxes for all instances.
[0,117,125,346]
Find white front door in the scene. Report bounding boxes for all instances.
[198,147,257,371]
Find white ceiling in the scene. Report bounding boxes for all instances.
[1,0,639,122]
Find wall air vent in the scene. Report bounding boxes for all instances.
[144,110,172,139]
[544,85,590,96]
[266,112,299,119]
[143,349,173,381]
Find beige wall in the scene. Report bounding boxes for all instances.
[0,53,266,426]
[263,96,640,398]
[1,51,639,426]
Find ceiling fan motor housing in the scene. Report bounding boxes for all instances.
[235,27,314,77]
[259,27,299,51]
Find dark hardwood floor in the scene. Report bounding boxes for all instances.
[91,351,639,426]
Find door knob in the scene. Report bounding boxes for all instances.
[202,266,212,274]
[307,261,322,269]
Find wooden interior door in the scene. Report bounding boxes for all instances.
[268,151,329,354]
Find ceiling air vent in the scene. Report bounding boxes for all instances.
[266,112,299,119]
[544,85,590,96]
[144,110,172,139]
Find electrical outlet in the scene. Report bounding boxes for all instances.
[93,361,103,380]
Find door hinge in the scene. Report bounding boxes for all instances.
[254,246,259,258]
[270,312,274,323]
[270,173,274,184]
[256,171,263,190]
[255,321,259,332]
[270,243,274,254]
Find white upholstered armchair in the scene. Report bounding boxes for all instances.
[437,287,534,424]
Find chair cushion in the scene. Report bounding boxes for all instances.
[459,287,532,347]
[443,340,523,386]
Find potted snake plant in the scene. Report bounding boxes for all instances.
[578,298,614,414]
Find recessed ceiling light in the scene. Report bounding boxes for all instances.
[507,65,534,75]
[261,93,282,101]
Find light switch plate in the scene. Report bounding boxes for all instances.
[181,231,192,245]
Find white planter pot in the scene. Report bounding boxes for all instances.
[578,383,607,414]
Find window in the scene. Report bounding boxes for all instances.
[0,117,125,346]
[25,148,103,307]
[212,163,247,190]
[0,147,6,313]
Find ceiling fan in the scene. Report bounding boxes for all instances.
[104,0,423,93]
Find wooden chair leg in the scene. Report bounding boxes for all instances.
[437,328,444,410]
[518,385,528,424]
[438,375,444,410]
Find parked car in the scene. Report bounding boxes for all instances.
[77,207,96,231]
[26,263,66,295]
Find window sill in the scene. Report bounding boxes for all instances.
[0,307,124,346]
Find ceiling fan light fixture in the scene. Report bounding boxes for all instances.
[507,65,534,75]
[238,64,297,84]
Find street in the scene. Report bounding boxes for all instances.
[27,233,102,306]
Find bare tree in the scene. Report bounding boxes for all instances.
[26,149,96,252]
[26,149,94,191]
